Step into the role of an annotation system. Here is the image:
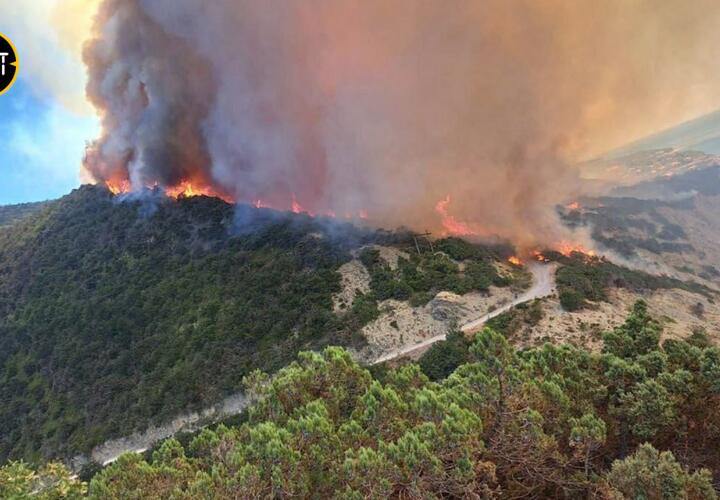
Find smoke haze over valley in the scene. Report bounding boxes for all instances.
[74,0,720,249]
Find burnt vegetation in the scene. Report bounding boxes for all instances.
[560,197,695,259]
[561,166,720,262]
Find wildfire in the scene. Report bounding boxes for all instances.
[532,250,549,262]
[435,195,481,237]
[520,245,596,263]
[105,178,234,203]
[166,182,198,198]
[507,256,523,266]
[106,180,131,195]
[566,201,581,211]
[103,180,370,220]
[556,241,596,258]
[288,193,368,219]
[291,194,305,214]
[165,181,234,203]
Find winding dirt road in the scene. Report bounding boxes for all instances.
[90,263,555,467]
[371,262,556,364]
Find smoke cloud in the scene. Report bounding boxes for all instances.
[82,0,720,248]
[0,0,95,114]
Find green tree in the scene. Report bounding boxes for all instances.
[619,379,677,440]
[569,413,606,477]
[0,461,86,499]
[469,327,518,431]
[603,300,661,359]
[418,330,469,380]
[605,443,716,500]
[11,305,720,498]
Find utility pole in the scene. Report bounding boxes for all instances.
[419,231,433,253]
[413,236,421,255]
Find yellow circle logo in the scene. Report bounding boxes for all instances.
[0,32,19,96]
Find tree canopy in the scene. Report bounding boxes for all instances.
[5,301,718,498]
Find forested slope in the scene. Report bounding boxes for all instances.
[0,186,512,464]
[0,186,371,462]
[0,201,49,228]
[4,302,720,498]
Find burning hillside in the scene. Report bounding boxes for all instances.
[81,0,720,250]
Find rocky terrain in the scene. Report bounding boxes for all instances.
[505,286,720,352]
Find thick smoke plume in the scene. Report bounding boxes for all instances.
[83,0,720,248]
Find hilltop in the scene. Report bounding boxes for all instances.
[0,185,364,462]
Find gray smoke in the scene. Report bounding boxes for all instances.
[83,0,720,248]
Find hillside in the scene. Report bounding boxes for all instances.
[563,164,720,290]
[0,186,517,464]
[578,147,720,189]
[606,109,720,158]
[2,178,718,478]
[0,201,50,228]
[5,302,720,498]
[0,186,363,462]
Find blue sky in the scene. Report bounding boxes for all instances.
[0,73,98,205]
[0,0,99,206]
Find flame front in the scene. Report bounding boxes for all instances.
[435,195,482,237]
[556,241,596,257]
[532,250,549,262]
[566,201,581,211]
[164,181,234,203]
[507,256,522,266]
[291,194,304,214]
[105,178,233,203]
[165,182,197,198]
[106,179,130,195]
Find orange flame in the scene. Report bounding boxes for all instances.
[166,182,197,198]
[435,195,481,237]
[103,180,369,220]
[556,241,596,257]
[291,193,304,214]
[566,201,581,210]
[106,179,131,195]
[532,250,549,262]
[508,256,522,266]
[164,181,234,203]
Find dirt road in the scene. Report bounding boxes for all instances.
[90,263,555,467]
[371,262,556,364]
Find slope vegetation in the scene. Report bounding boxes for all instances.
[5,302,720,498]
[0,186,369,462]
[0,186,514,464]
[0,201,49,228]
